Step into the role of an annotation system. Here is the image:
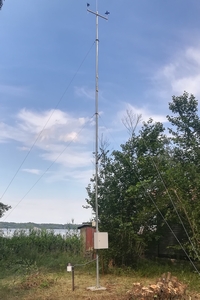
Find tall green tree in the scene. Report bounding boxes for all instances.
[167,91,200,163]
[166,92,200,259]
[86,117,170,266]
[86,92,200,265]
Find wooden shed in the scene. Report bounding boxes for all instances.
[78,223,96,258]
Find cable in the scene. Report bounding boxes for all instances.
[74,258,96,267]
[3,114,95,221]
[0,40,95,202]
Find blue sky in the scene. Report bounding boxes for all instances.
[1,0,200,224]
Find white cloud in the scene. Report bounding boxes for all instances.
[74,86,106,104]
[58,131,78,142]
[74,86,94,100]
[0,122,27,142]
[78,117,86,126]
[40,147,92,168]
[17,108,68,132]
[4,196,91,224]
[0,84,28,97]
[22,168,41,175]
[186,47,200,65]
[117,103,167,125]
[18,146,30,151]
[2,108,93,145]
[17,109,92,145]
[45,168,94,185]
[0,108,94,172]
[155,44,200,97]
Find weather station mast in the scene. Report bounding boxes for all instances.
[87,2,110,291]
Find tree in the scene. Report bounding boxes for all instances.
[0,202,11,218]
[167,91,200,163]
[86,115,170,266]
[85,92,200,266]
[166,92,200,259]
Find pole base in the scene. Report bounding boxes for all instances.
[87,286,106,291]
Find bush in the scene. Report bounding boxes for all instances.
[0,229,82,276]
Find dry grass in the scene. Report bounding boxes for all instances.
[0,271,155,300]
[1,271,200,300]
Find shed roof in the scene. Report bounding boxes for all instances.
[77,223,92,229]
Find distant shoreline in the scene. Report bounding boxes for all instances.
[0,222,79,230]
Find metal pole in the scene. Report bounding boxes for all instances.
[72,266,75,291]
[95,10,99,288]
[87,4,108,289]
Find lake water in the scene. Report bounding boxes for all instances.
[0,228,79,238]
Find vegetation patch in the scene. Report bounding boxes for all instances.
[19,272,56,290]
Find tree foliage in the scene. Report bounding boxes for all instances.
[86,92,200,266]
[0,202,11,219]
[166,92,200,259]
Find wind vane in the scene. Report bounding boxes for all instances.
[87,3,110,19]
